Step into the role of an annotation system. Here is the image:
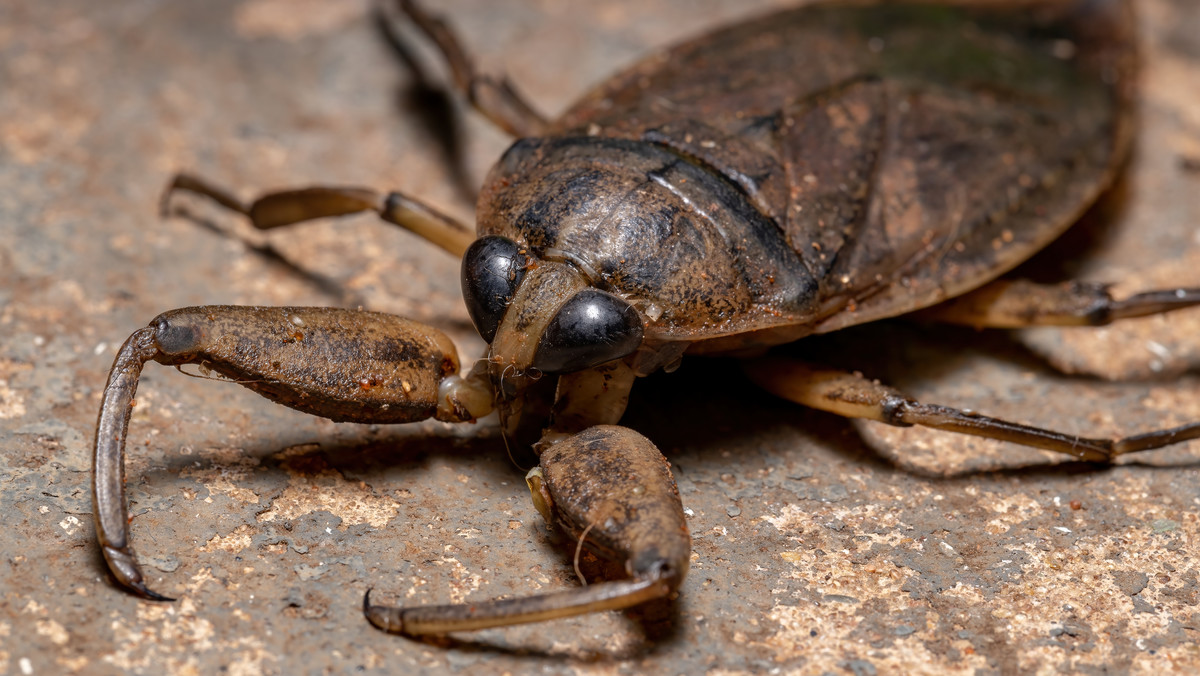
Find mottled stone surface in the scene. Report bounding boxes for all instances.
[1,1,1198,674]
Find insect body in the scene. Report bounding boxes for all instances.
[94,0,1200,636]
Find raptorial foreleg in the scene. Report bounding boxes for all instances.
[364,425,690,634]
[94,305,494,599]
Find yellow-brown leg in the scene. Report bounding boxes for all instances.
[161,173,475,256]
[745,357,1200,463]
[917,279,1200,328]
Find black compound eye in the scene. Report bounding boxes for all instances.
[462,236,528,342]
[532,289,644,374]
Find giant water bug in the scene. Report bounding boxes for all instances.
[93,0,1200,636]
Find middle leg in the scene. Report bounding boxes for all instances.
[161,173,476,256]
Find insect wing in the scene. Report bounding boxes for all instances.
[557,0,1137,333]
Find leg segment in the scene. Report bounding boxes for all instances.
[94,306,494,599]
[365,425,690,635]
[745,357,1200,463]
[396,0,549,138]
[917,279,1200,328]
[162,173,476,256]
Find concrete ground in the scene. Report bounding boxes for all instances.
[2,0,1199,673]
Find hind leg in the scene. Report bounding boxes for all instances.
[745,358,1200,463]
[391,0,549,137]
[917,279,1200,328]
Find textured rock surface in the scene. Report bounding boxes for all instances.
[2,0,1198,673]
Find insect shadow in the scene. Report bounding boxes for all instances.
[373,2,476,205]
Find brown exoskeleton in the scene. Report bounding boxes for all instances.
[94,0,1200,636]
